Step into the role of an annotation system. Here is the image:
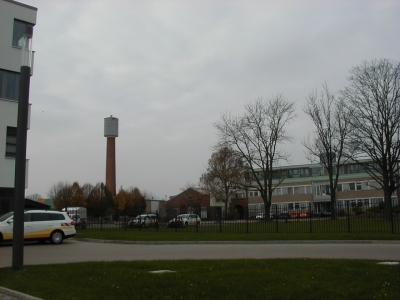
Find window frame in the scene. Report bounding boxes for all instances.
[0,69,20,101]
[5,126,17,158]
[13,19,34,48]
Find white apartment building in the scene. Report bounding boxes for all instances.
[0,0,37,213]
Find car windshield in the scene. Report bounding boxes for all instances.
[0,212,14,222]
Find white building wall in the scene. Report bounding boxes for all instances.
[0,0,37,190]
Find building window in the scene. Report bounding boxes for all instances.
[300,168,310,177]
[273,188,281,196]
[6,127,17,158]
[341,183,350,191]
[249,191,259,197]
[368,181,380,190]
[201,207,207,218]
[349,182,362,191]
[305,186,312,194]
[0,70,20,101]
[13,19,33,47]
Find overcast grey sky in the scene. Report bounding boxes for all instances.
[20,0,399,199]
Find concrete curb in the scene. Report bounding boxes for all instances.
[0,287,42,300]
[75,238,400,245]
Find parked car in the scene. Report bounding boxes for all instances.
[320,211,331,217]
[128,214,158,228]
[168,217,184,228]
[279,213,291,220]
[70,214,81,225]
[256,213,275,219]
[299,211,310,218]
[290,212,300,218]
[0,210,76,244]
[168,214,201,227]
[255,213,265,220]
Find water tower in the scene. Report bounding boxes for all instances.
[104,116,118,196]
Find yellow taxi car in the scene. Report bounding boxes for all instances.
[0,210,76,244]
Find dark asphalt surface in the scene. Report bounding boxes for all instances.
[1,239,399,268]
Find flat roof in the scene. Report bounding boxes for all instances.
[3,0,38,11]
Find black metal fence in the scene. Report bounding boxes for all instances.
[72,201,400,234]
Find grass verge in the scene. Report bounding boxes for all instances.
[76,229,400,241]
[1,259,399,300]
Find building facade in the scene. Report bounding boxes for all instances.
[0,0,37,213]
[246,162,399,214]
[167,188,210,219]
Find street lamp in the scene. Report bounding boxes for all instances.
[12,24,33,271]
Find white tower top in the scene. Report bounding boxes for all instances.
[104,116,118,137]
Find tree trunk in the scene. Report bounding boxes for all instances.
[383,190,393,221]
[330,189,337,220]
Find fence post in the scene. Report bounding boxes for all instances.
[390,202,394,234]
[219,207,222,233]
[275,205,279,233]
[246,207,249,234]
[346,201,351,233]
[309,202,312,233]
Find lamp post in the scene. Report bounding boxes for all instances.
[12,24,33,271]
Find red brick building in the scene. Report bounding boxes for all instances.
[167,188,210,213]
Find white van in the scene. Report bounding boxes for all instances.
[0,210,76,244]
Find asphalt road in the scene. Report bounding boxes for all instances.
[0,239,399,268]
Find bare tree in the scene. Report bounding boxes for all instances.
[48,182,87,210]
[214,95,297,219]
[114,186,127,212]
[48,181,73,210]
[125,187,146,214]
[180,182,197,192]
[199,146,247,216]
[341,58,400,218]
[85,182,114,215]
[25,193,41,201]
[303,84,352,218]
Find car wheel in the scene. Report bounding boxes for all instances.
[50,231,64,244]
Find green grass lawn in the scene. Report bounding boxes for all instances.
[1,259,399,300]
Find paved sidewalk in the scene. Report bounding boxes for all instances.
[0,287,42,300]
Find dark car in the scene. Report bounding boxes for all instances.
[279,213,291,219]
[320,211,331,217]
